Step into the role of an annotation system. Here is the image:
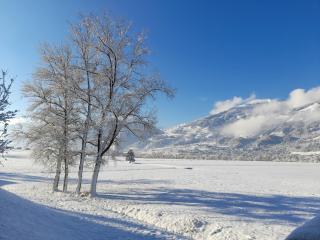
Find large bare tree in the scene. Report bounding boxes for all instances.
[84,15,174,196]
[69,17,100,194]
[21,14,174,196]
[22,45,78,192]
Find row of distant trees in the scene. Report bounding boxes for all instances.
[19,14,173,196]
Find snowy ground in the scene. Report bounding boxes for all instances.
[1,150,320,240]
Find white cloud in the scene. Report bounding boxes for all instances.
[217,86,320,138]
[210,94,256,115]
[287,87,320,108]
[221,115,283,138]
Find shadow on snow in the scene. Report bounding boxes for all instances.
[1,172,319,228]
[98,187,320,225]
[0,176,184,240]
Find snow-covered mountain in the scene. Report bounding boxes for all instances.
[131,96,320,161]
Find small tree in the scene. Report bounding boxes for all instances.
[126,149,135,163]
[0,70,17,159]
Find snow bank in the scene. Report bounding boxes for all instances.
[6,184,210,239]
[286,215,320,240]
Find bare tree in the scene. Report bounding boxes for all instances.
[22,45,78,192]
[70,16,100,194]
[84,15,174,196]
[21,14,174,196]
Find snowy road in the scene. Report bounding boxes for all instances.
[1,150,320,240]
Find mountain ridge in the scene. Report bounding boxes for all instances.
[130,98,320,161]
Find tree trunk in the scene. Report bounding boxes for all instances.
[76,138,87,194]
[63,156,69,192]
[90,153,102,197]
[62,107,69,193]
[53,156,62,192]
[76,67,91,194]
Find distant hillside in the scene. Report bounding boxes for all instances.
[130,95,320,161]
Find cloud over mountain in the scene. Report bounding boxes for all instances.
[210,94,255,115]
[218,87,320,137]
[131,86,320,161]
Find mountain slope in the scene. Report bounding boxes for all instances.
[131,99,320,161]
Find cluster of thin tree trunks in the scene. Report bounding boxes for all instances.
[20,14,173,196]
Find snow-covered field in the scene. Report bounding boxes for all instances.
[1,150,320,240]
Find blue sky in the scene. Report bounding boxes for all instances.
[1,0,320,128]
